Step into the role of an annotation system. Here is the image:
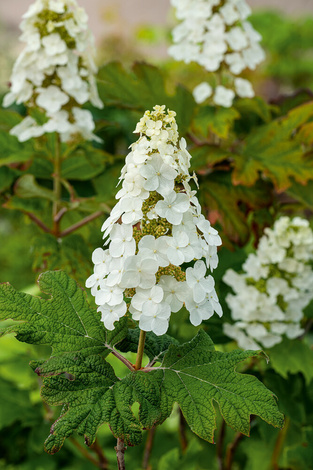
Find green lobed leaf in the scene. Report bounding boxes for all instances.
[97,61,195,133]
[193,105,240,139]
[36,355,159,452]
[267,338,313,385]
[198,171,273,245]
[0,270,126,355]
[117,328,179,363]
[153,330,284,442]
[232,101,313,191]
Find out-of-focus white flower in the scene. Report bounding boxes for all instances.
[213,86,236,107]
[86,106,222,335]
[193,82,213,104]
[3,0,103,142]
[223,216,313,349]
[169,0,265,107]
[234,77,255,98]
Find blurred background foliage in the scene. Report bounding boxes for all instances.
[0,5,313,470]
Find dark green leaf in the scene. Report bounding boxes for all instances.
[154,330,284,442]
[117,328,179,363]
[97,61,195,133]
[268,338,313,384]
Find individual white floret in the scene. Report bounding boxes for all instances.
[213,86,236,108]
[155,191,190,225]
[139,302,171,336]
[193,82,213,104]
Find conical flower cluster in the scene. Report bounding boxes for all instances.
[3,0,103,142]
[168,0,265,107]
[86,105,222,335]
[223,216,313,349]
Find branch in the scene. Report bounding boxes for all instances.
[109,348,135,371]
[59,211,103,237]
[217,420,226,470]
[271,417,290,470]
[90,438,109,470]
[54,207,68,223]
[179,408,188,453]
[115,438,126,470]
[142,427,156,469]
[225,431,244,470]
[70,438,102,468]
[25,212,51,233]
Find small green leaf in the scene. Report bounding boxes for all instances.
[14,174,55,201]
[268,338,313,385]
[155,330,284,442]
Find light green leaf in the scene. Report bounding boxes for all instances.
[155,330,284,442]
[14,174,55,201]
[268,338,313,384]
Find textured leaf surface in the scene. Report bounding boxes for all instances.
[97,61,195,133]
[232,101,313,191]
[0,270,126,355]
[154,330,284,442]
[117,328,179,363]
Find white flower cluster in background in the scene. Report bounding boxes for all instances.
[223,216,313,349]
[86,105,223,335]
[168,0,265,107]
[3,0,103,142]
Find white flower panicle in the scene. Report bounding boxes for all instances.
[168,0,265,107]
[3,0,103,142]
[223,217,313,350]
[86,105,223,335]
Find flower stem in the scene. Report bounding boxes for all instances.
[115,438,126,470]
[52,134,62,236]
[135,330,146,370]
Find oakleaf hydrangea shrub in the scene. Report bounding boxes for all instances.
[2,0,103,142]
[223,216,313,349]
[168,0,265,107]
[86,105,223,335]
